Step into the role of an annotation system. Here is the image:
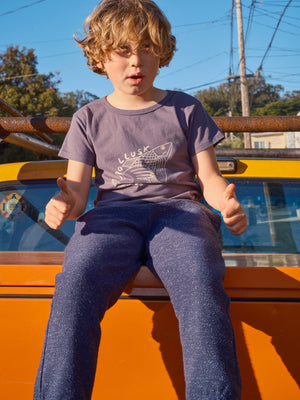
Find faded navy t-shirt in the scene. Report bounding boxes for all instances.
[59,90,224,206]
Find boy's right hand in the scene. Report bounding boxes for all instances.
[45,177,75,230]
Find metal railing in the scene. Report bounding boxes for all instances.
[1,98,300,157]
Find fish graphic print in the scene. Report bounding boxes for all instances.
[112,142,173,188]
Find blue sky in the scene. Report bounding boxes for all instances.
[1,0,300,99]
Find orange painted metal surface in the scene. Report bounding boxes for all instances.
[1,154,300,399]
[0,259,300,399]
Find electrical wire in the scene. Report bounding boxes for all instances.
[229,0,235,76]
[257,0,294,72]
[160,52,227,79]
[183,79,227,92]
[0,0,46,17]
[253,6,300,30]
[0,73,40,81]
[253,19,300,36]
[244,1,257,45]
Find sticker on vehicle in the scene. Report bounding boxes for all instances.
[0,192,28,221]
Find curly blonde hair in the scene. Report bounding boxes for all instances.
[75,0,176,75]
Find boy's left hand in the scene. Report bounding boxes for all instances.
[221,183,247,236]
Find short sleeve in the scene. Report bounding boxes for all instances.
[187,102,224,156]
[58,110,96,166]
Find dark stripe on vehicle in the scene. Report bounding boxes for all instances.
[0,294,299,302]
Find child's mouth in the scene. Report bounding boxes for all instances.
[128,74,144,84]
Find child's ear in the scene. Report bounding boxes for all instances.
[96,61,107,76]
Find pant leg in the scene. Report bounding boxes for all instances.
[34,206,146,400]
[146,200,241,400]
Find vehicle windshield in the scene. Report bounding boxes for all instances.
[219,179,300,254]
[1,179,300,258]
[0,180,97,252]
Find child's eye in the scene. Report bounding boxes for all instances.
[116,45,131,56]
[114,43,152,57]
[141,43,151,52]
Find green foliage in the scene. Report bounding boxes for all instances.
[248,76,283,112]
[0,46,98,163]
[195,74,299,117]
[218,134,244,149]
[255,91,300,116]
[195,75,299,149]
[0,46,62,117]
[59,91,99,117]
[195,84,231,116]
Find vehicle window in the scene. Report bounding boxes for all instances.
[1,179,300,257]
[216,179,300,254]
[0,180,97,251]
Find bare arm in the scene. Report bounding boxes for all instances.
[45,160,92,230]
[192,146,247,236]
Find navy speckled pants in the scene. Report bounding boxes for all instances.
[34,199,241,400]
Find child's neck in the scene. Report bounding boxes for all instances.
[106,88,167,110]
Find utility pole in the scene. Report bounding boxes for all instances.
[235,0,251,148]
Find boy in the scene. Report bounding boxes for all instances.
[34,0,247,399]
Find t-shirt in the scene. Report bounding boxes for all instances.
[59,90,224,206]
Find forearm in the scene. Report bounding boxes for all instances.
[193,147,247,235]
[64,180,90,220]
[201,174,230,211]
[64,160,92,220]
[193,147,228,211]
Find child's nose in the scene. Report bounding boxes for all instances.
[130,49,143,66]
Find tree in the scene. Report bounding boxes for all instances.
[195,75,284,117]
[0,46,63,117]
[0,46,98,162]
[255,90,300,116]
[194,84,230,117]
[60,91,98,116]
[195,75,300,148]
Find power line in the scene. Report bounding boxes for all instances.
[0,37,73,47]
[229,0,235,76]
[183,79,227,92]
[252,5,300,30]
[0,72,41,81]
[0,64,87,83]
[0,0,46,17]
[174,14,231,37]
[253,19,300,36]
[160,52,227,79]
[257,0,293,72]
[173,13,232,29]
[244,1,257,45]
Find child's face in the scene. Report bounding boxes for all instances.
[99,41,161,101]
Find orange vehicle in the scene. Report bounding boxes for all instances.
[0,116,300,399]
